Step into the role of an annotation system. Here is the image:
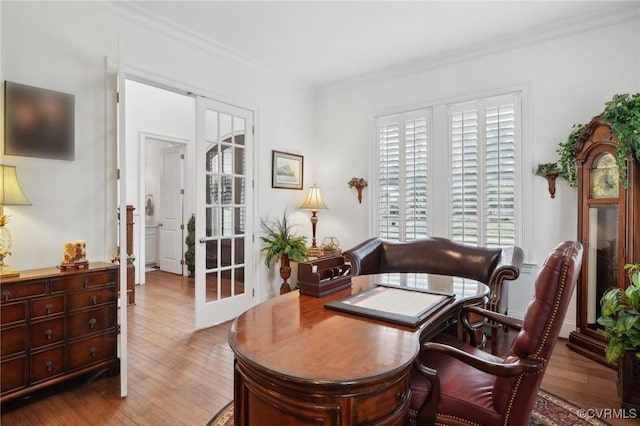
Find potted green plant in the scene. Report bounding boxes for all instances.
[260,210,308,294]
[184,215,195,277]
[598,263,640,410]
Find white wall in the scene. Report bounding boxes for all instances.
[313,18,640,336]
[0,2,316,299]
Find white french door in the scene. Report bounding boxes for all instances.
[115,54,128,398]
[195,96,255,329]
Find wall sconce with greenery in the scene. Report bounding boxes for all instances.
[537,93,640,195]
[347,177,368,203]
[535,162,562,198]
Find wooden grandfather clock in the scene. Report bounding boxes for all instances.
[568,118,640,366]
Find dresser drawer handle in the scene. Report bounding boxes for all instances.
[46,361,53,372]
[45,329,53,340]
[90,347,97,358]
[397,391,408,402]
[83,278,89,288]
[2,290,9,302]
[89,318,97,329]
[45,303,53,314]
[90,295,97,305]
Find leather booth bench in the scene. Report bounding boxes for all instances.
[343,237,524,352]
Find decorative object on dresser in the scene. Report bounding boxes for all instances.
[259,210,307,294]
[0,165,32,278]
[0,262,120,402]
[347,177,367,203]
[298,255,351,297]
[298,184,328,257]
[567,118,640,366]
[59,240,88,270]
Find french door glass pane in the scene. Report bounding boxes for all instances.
[203,109,247,302]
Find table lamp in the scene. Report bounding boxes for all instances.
[0,165,31,278]
[299,184,328,255]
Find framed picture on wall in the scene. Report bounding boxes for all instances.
[272,150,303,189]
[4,81,75,160]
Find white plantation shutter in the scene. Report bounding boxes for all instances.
[485,98,516,246]
[450,106,479,245]
[449,93,519,248]
[377,110,430,241]
[378,118,401,239]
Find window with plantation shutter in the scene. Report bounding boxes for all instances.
[375,91,521,249]
[449,93,519,248]
[376,109,430,241]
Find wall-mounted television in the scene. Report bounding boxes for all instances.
[4,81,75,160]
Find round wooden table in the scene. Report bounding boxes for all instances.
[228,273,488,426]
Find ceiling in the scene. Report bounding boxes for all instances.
[129,1,636,87]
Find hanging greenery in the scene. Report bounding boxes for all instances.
[541,93,640,188]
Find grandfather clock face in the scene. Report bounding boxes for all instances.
[589,153,619,198]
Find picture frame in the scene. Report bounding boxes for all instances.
[4,81,75,161]
[272,150,303,189]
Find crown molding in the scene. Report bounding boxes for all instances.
[92,2,638,96]
[93,2,314,93]
[317,3,640,95]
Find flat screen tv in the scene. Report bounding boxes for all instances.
[4,81,75,160]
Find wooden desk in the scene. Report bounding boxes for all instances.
[228,273,488,426]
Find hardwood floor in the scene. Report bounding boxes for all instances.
[1,270,636,425]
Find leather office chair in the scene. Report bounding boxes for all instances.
[407,241,583,426]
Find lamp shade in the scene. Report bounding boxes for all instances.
[0,165,31,206]
[299,185,328,211]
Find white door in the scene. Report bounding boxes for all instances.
[159,145,184,275]
[114,56,128,398]
[195,96,254,329]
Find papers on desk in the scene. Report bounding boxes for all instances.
[324,285,453,327]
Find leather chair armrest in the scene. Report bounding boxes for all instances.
[343,238,384,276]
[418,342,543,376]
[490,246,524,284]
[462,305,523,330]
[487,246,524,313]
[461,305,523,347]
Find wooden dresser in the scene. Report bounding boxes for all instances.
[0,262,120,402]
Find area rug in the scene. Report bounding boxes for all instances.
[207,390,610,426]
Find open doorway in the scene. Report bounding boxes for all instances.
[143,137,186,276]
[124,78,195,286]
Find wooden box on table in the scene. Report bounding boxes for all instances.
[298,255,352,297]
